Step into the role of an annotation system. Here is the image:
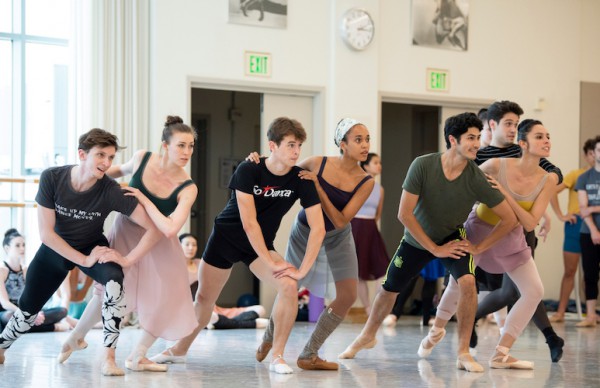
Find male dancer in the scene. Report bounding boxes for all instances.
[340,112,517,372]
[471,100,564,362]
[0,129,160,376]
[151,117,325,374]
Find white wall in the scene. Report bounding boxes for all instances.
[150,0,600,300]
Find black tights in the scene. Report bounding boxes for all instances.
[390,276,438,325]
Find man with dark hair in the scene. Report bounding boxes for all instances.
[477,108,491,148]
[0,128,161,376]
[151,117,325,374]
[574,135,600,327]
[340,112,516,373]
[471,100,565,362]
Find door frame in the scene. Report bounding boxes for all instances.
[188,77,326,155]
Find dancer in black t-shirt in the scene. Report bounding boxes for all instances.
[0,129,160,376]
[151,117,325,374]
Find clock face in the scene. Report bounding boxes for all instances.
[341,8,374,51]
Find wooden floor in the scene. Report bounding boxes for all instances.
[0,315,598,387]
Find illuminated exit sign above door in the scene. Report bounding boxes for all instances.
[245,51,272,77]
[426,68,450,92]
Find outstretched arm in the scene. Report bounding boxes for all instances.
[123,184,198,238]
[275,204,325,280]
[469,199,518,255]
[99,204,162,267]
[490,175,558,232]
[106,150,146,179]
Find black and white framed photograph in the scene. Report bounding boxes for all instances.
[411,0,469,51]
[229,0,288,29]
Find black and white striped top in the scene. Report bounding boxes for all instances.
[475,144,563,184]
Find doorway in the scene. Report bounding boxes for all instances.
[190,87,315,310]
[380,102,440,255]
[190,88,261,307]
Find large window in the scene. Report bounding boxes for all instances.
[0,0,73,257]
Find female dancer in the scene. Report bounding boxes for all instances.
[351,153,389,316]
[1,229,69,332]
[59,116,198,371]
[419,119,556,369]
[178,233,268,329]
[255,118,374,370]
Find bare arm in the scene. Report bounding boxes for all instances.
[375,185,384,222]
[237,191,291,273]
[469,199,518,255]
[550,183,576,223]
[492,175,557,232]
[38,206,107,267]
[398,190,469,259]
[292,204,325,278]
[578,189,600,244]
[124,184,198,238]
[113,204,162,266]
[106,149,144,179]
[0,268,19,311]
[298,156,375,229]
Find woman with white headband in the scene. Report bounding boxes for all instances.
[251,118,374,371]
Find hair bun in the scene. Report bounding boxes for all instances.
[4,228,19,238]
[165,115,184,127]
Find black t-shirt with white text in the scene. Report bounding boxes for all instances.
[35,165,138,250]
[216,158,320,244]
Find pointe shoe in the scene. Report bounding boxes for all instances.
[382,314,398,327]
[57,338,89,363]
[575,319,597,328]
[549,314,564,323]
[269,355,293,374]
[125,357,168,372]
[417,328,446,358]
[256,341,273,362]
[456,353,484,373]
[489,353,534,370]
[338,337,377,359]
[149,348,186,364]
[297,355,339,370]
[101,361,125,376]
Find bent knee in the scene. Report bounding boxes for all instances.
[277,277,298,297]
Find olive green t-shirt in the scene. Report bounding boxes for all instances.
[402,153,504,250]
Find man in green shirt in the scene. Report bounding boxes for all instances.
[340,112,517,372]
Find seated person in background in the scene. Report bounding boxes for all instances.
[179,233,268,329]
[1,229,70,332]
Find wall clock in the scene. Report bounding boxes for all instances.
[341,8,374,51]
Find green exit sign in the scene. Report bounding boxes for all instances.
[426,68,450,92]
[245,52,272,77]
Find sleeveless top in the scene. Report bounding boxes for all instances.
[128,152,194,216]
[299,157,372,231]
[355,181,380,219]
[2,262,25,306]
[477,158,549,225]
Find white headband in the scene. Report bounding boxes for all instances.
[335,118,362,147]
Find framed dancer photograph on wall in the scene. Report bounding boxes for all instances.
[411,0,469,51]
[229,0,288,29]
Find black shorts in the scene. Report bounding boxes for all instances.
[201,223,274,270]
[382,229,475,293]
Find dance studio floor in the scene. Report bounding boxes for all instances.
[0,316,598,387]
